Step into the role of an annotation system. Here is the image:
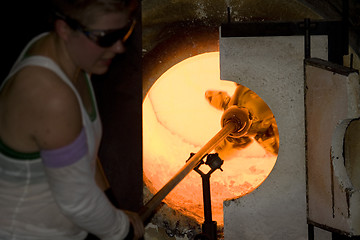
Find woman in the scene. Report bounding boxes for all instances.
[0,0,144,239]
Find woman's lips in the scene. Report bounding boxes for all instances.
[102,58,113,66]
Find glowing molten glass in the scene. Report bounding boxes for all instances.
[143,52,278,225]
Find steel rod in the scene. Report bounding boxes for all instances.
[139,121,237,222]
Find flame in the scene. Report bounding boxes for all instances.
[143,52,278,225]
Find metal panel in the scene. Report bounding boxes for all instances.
[305,58,360,236]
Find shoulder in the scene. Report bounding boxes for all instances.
[8,66,83,150]
[15,65,71,92]
[12,66,79,116]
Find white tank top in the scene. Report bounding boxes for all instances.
[0,33,103,240]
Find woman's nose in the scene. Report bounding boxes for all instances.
[112,40,125,53]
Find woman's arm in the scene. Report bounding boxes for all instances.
[15,68,133,239]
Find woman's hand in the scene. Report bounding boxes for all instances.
[124,210,145,239]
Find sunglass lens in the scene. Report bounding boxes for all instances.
[97,31,124,47]
[97,21,135,47]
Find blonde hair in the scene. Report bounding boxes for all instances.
[51,0,137,26]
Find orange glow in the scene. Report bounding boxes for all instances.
[143,52,278,225]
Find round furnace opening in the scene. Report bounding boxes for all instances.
[143,52,279,226]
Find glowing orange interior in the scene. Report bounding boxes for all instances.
[143,52,278,225]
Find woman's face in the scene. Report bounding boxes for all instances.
[65,11,132,75]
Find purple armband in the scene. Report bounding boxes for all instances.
[41,128,88,168]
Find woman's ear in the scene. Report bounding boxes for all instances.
[54,19,71,41]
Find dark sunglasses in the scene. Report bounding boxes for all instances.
[55,12,136,48]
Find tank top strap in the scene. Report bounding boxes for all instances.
[15,56,76,90]
[9,56,90,120]
[9,32,49,74]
